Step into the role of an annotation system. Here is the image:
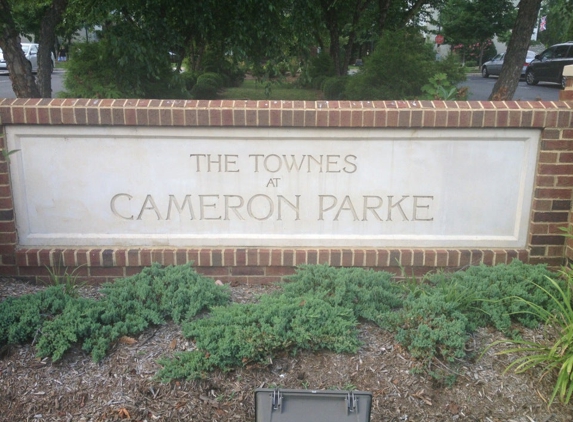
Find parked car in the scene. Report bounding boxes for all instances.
[0,43,54,74]
[481,50,536,78]
[525,41,573,89]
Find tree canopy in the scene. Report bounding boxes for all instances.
[440,0,516,67]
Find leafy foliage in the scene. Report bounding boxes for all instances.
[2,260,567,395]
[391,261,560,370]
[421,73,464,101]
[61,38,189,99]
[282,264,403,321]
[344,29,465,100]
[0,263,230,362]
[322,77,348,100]
[157,294,360,381]
[487,269,573,404]
[0,285,71,346]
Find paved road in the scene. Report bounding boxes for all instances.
[0,69,65,98]
[462,74,561,101]
[0,71,564,101]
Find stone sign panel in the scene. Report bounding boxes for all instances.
[6,126,540,248]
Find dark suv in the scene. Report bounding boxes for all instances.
[526,42,573,89]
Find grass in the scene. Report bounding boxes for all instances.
[222,79,322,101]
[463,65,480,74]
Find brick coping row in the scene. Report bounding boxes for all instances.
[0,99,571,129]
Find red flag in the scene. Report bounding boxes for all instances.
[540,16,547,31]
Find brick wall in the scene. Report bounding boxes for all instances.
[1,97,572,284]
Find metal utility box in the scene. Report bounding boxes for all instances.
[255,388,372,422]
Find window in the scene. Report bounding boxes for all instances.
[554,45,569,58]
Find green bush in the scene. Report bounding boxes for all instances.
[192,77,219,99]
[282,264,403,321]
[201,51,245,87]
[307,52,336,79]
[0,285,71,346]
[425,261,559,333]
[395,294,471,362]
[322,76,348,100]
[197,72,225,89]
[180,71,198,91]
[1,260,565,390]
[345,29,463,100]
[61,41,188,99]
[311,75,327,90]
[391,261,562,369]
[1,263,230,362]
[157,294,360,381]
[489,268,573,404]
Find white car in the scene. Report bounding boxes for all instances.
[0,43,54,73]
[481,50,536,79]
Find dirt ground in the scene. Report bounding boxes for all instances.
[1,277,572,422]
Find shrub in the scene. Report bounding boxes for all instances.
[201,51,245,87]
[345,29,466,100]
[1,263,230,362]
[282,264,403,321]
[395,294,470,362]
[0,285,71,346]
[391,261,561,369]
[307,52,336,79]
[157,294,360,381]
[490,269,573,404]
[180,71,198,91]
[311,75,327,90]
[61,41,188,99]
[322,76,348,100]
[425,261,559,333]
[191,76,220,99]
[197,72,225,89]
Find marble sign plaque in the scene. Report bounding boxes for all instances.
[6,126,540,247]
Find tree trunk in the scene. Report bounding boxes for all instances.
[478,41,486,68]
[489,0,542,100]
[378,0,392,32]
[321,0,341,76]
[0,0,40,97]
[36,0,69,98]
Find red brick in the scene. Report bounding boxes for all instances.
[482,250,494,265]
[230,266,265,276]
[364,250,376,266]
[212,249,223,266]
[389,250,400,266]
[424,250,436,266]
[436,249,448,266]
[89,267,125,278]
[342,249,352,266]
[318,249,330,264]
[266,266,296,276]
[195,267,228,277]
[163,249,176,266]
[247,276,282,285]
[539,164,573,175]
[535,188,573,199]
[307,249,318,265]
[401,249,413,266]
[493,250,508,265]
[447,250,460,266]
[543,140,573,151]
[539,152,559,163]
[247,249,258,266]
[199,249,211,266]
[377,250,389,266]
[554,175,573,187]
